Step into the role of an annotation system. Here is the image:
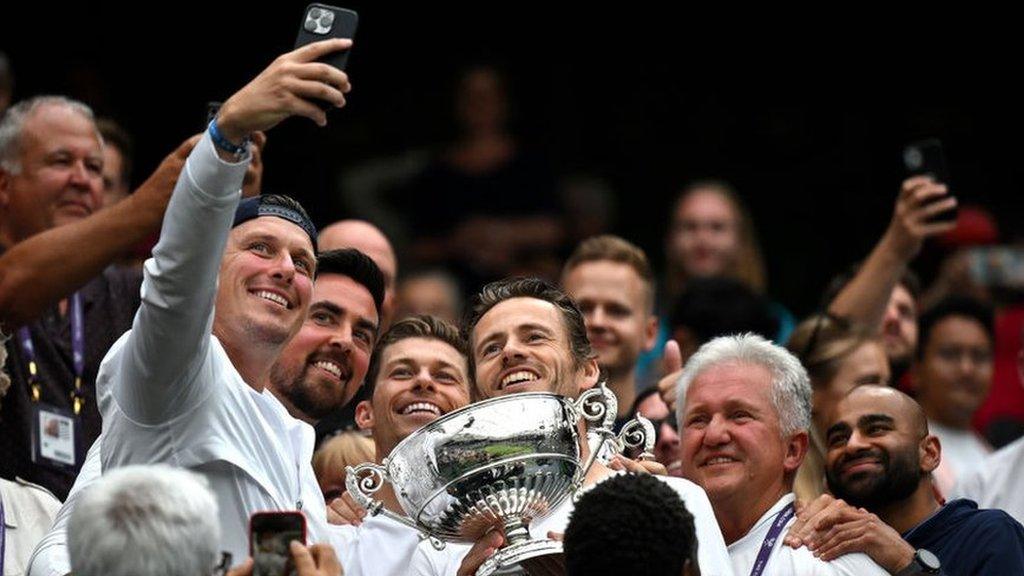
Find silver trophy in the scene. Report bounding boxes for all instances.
[346,383,647,575]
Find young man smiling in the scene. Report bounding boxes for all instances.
[410,278,733,576]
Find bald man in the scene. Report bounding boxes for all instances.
[320,220,397,330]
[788,385,1024,575]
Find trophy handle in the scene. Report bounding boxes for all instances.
[570,382,617,492]
[344,462,444,548]
[615,415,656,461]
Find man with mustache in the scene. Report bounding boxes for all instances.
[813,385,1024,575]
[29,246,385,576]
[411,278,733,576]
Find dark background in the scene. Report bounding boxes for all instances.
[3,4,1021,315]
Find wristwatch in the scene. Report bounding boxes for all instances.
[895,549,941,575]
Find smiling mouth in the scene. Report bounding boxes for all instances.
[252,290,292,309]
[500,370,540,389]
[841,458,881,475]
[312,359,344,380]
[702,456,739,467]
[400,402,442,416]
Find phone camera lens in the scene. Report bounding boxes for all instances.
[304,18,318,32]
[320,11,335,27]
[309,7,322,18]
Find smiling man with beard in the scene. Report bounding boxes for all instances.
[813,385,1024,575]
[410,278,733,576]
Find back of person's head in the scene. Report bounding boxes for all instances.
[564,473,699,576]
[313,431,376,501]
[69,464,221,576]
[787,314,879,389]
[669,276,778,358]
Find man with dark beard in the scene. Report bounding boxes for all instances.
[815,385,1024,575]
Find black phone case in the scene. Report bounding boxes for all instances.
[903,138,958,224]
[294,4,358,72]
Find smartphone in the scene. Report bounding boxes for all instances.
[294,4,358,72]
[902,138,957,223]
[250,511,307,576]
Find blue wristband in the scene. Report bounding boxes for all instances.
[208,119,250,157]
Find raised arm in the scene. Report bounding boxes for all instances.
[0,136,196,332]
[828,176,956,330]
[111,38,353,424]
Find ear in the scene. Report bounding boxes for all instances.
[783,430,810,474]
[577,357,600,393]
[920,434,941,474]
[643,315,659,352]
[354,400,374,431]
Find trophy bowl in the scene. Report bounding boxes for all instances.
[347,385,619,575]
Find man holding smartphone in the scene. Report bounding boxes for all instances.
[83,37,353,568]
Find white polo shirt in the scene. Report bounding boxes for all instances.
[952,435,1024,525]
[727,494,888,576]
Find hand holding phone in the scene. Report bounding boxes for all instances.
[902,138,958,224]
[294,4,358,110]
[250,511,307,576]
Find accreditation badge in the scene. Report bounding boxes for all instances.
[30,402,82,471]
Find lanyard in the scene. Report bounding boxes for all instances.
[17,292,86,415]
[1,497,6,576]
[749,502,795,576]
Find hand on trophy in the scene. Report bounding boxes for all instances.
[327,491,366,526]
[456,531,505,576]
[609,454,668,476]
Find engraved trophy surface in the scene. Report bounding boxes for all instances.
[346,383,628,575]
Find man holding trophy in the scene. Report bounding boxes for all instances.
[390,278,734,576]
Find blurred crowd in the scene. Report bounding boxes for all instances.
[1,33,1023,576]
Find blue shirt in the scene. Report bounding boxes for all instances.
[903,498,1024,575]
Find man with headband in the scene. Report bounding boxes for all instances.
[87,38,354,566]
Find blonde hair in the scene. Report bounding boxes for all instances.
[562,234,656,311]
[786,315,878,391]
[668,180,767,294]
[313,432,376,489]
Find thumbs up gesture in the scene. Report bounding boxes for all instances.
[657,339,684,411]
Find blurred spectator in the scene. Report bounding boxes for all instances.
[405,64,563,289]
[665,179,766,297]
[0,52,12,116]
[95,118,134,208]
[669,277,778,364]
[559,174,617,246]
[395,268,462,324]
[312,431,375,504]
[2,344,61,576]
[68,464,223,576]
[629,386,681,475]
[786,315,890,499]
[953,327,1024,524]
[564,473,699,576]
[828,177,957,382]
[562,235,658,424]
[319,219,397,331]
[913,297,995,495]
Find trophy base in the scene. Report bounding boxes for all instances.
[476,538,564,576]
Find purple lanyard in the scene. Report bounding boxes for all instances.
[1,497,6,576]
[749,502,795,576]
[17,292,86,414]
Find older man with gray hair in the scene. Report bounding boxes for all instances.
[676,333,887,576]
[68,465,223,576]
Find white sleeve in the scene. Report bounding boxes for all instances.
[110,133,248,425]
[663,477,736,576]
[27,439,103,576]
[408,541,464,576]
